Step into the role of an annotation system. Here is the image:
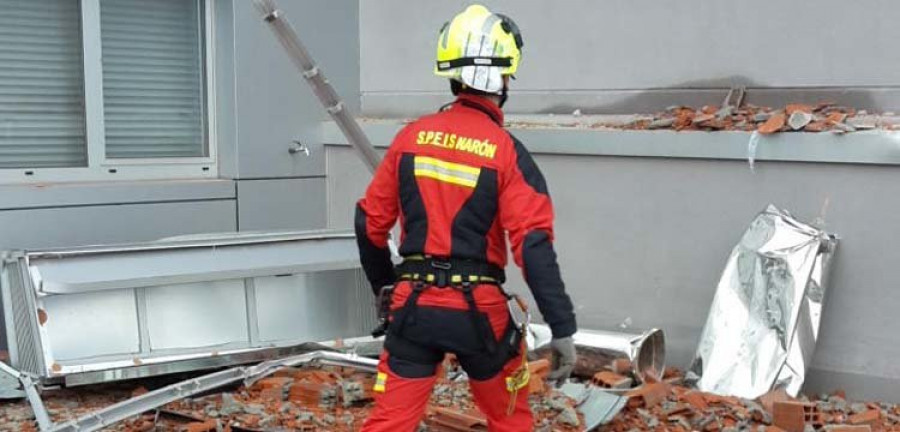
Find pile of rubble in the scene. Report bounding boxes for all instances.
[0,359,583,432]
[0,382,141,432]
[2,362,900,431]
[119,361,584,431]
[610,103,896,133]
[603,378,900,432]
[498,103,900,133]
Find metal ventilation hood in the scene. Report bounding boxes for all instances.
[0,229,377,386]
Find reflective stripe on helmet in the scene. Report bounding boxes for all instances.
[434,4,522,94]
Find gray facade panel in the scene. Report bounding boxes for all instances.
[237,178,327,231]
[325,144,900,401]
[362,0,900,91]
[232,0,360,179]
[360,0,900,115]
[214,0,239,179]
[0,201,236,250]
[0,180,235,211]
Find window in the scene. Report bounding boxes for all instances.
[0,0,86,168]
[0,0,215,183]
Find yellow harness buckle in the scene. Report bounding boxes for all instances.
[505,367,530,393]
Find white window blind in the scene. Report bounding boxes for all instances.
[0,0,87,168]
[100,0,207,159]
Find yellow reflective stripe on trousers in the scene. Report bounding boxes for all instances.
[373,372,387,393]
[414,156,480,188]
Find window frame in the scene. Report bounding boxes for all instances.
[0,0,218,184]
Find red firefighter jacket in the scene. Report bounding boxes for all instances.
[355,93,576,338]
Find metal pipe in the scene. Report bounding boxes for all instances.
[251,0,381,173]
[244,350,378,387]
[529,324,666,383]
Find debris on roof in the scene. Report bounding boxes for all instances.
[601,374,900,432]
[3,362,900,431]
[499,103,900,133]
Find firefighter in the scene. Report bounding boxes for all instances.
[356,5,577,431]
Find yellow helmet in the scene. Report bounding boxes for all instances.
[435,4,523,94]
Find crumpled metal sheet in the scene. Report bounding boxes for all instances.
[560,382,628,429]
[689,205,837,399]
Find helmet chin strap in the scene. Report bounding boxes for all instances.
[499,84,509,108]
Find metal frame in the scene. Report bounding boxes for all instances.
[0,361,52,429]
[1,230,378,385]
[0,0,219,184]
[26,230,355,259]
[40,350,377,432]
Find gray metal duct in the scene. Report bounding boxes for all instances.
[529,324,666,383]
[0,230,377,387]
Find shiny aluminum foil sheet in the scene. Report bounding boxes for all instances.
[689,205,837,399]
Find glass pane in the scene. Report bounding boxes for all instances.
[101,0,207,159]
[0,0,87,168]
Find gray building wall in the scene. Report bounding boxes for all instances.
[360,0,900,116]
[325,134,900,402]
[0,0,360,251]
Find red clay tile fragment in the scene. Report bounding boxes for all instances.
[429,406,488,431]
[758,113,787,134]
[592,371,632,389]
[626,382,669,409]
[848,409,881,426]
[254,377,293,391]
[759,388,792,414]
[805,121,828,132]
[682,390,709,410]
[773,401,815,432]
[825,426,872,432]
[528,359,550,394]
[183,420,217,432]
[259,387,284,403]
[826,112,848,124]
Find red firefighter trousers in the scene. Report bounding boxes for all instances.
[361,281,532,431]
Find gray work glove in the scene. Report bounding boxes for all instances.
[547,337,577,388]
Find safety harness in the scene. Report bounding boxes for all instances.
[390,256,516,355]
[384,255,530,416]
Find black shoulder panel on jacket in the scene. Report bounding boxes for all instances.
[398,153,428,255]
[509,133,549,195]
[451,168,499,261]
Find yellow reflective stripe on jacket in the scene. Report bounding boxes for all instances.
[414,156,481,188]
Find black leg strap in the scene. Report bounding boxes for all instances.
[459,282,498,354]
[390,281,427,335]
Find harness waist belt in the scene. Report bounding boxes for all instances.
[396,257,506,286]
